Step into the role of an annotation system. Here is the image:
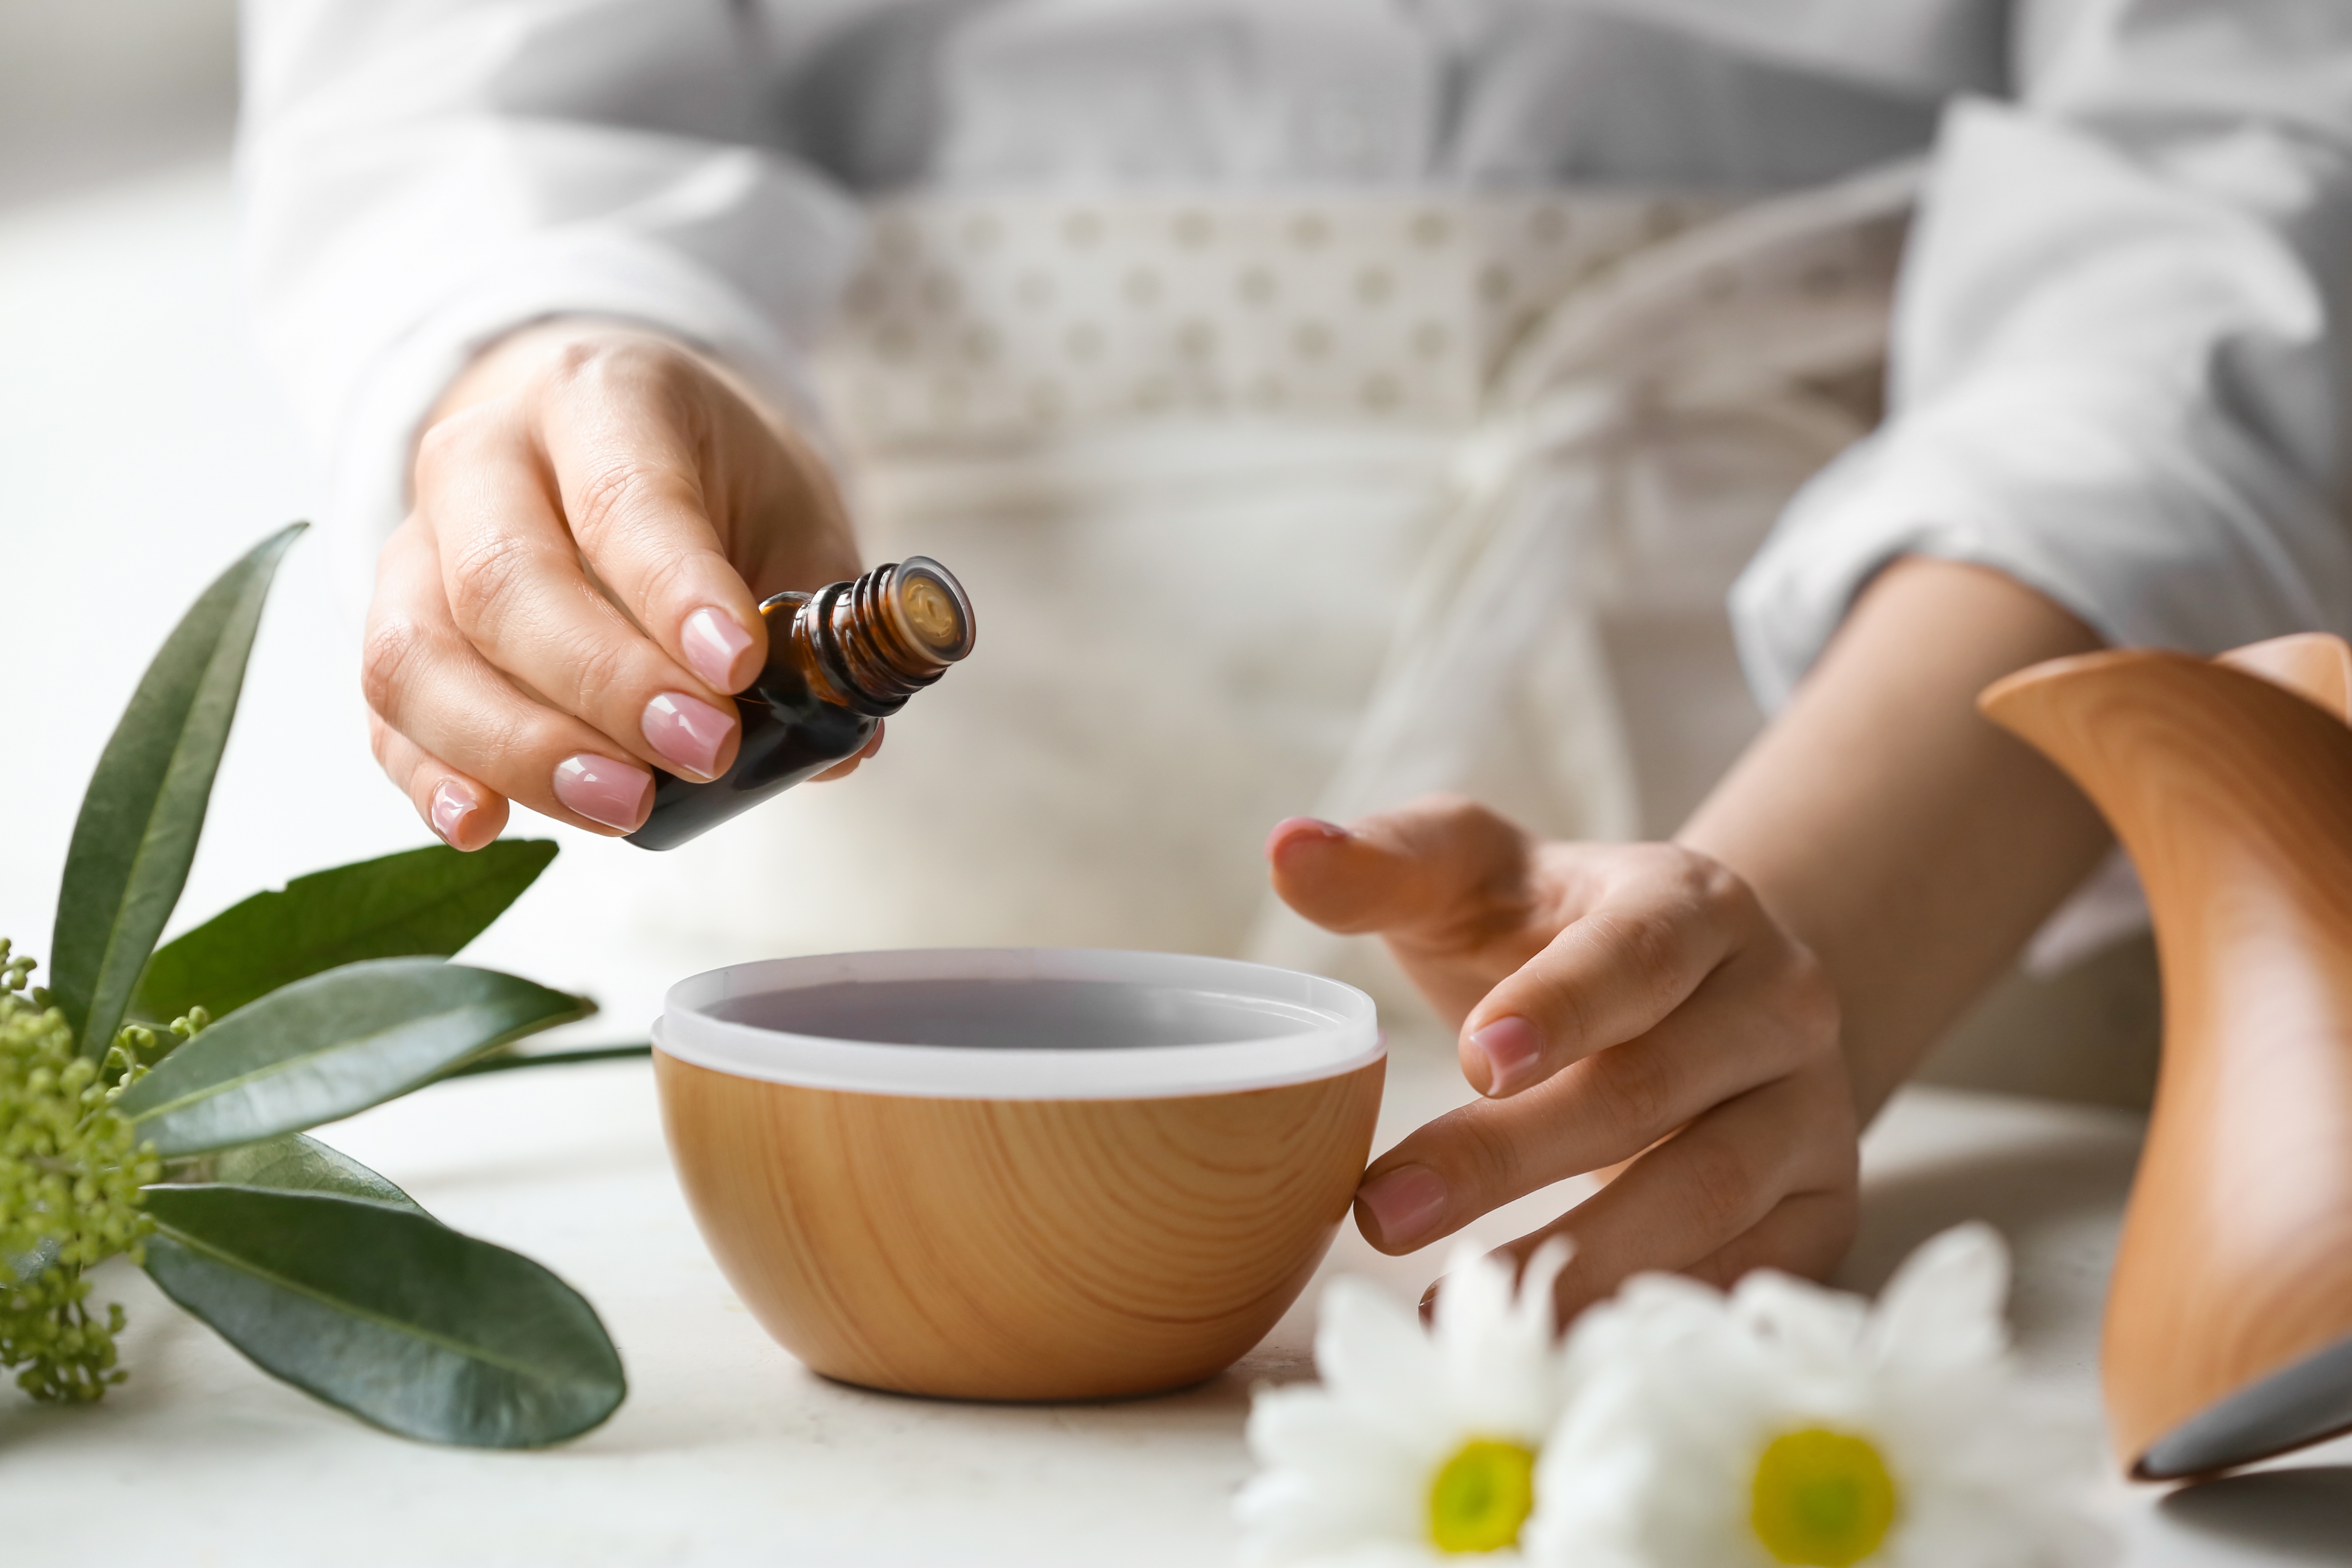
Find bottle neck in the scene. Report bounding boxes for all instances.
[768,558,974,717]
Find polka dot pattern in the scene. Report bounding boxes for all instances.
[815,193,1735,449]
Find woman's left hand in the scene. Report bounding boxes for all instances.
[1267,795,1858,1319]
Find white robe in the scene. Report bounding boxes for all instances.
[241,0,2352,690]
[233,0,2352,1006]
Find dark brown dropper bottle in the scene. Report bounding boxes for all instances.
[628,557,974,850]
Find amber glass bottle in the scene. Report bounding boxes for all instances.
[629,557,974,851]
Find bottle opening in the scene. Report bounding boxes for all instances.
[890,556,976,664]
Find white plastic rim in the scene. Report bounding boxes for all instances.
[655,947,1383,1100]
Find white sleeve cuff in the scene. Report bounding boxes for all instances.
[1731,93,2352,708]
[1730,365,2352,708]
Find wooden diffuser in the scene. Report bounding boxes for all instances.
[652,949,1386,1401]
[659,1055,1381,1399]
[1981,634,2352,1477]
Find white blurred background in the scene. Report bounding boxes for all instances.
[0,0,666,1045]
[0,0,236,207]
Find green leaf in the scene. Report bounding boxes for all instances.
[170,1133,424,1214]
[140,1184,625,1447]
[131,839,559,1027]
[115,958,592,1157]
[49,523,307,1056]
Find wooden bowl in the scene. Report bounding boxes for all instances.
[653,948,1385,1401]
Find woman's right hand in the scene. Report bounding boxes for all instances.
[363,322,869,849]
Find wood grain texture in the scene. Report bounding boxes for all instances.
[1981,639,2352,1472]
[655,1052,1385,1400]
[2216,630,2352,721]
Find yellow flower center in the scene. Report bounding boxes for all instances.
[1428,1437,1537,1554]
[1749,1428,1900,1567]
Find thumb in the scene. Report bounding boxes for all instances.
[1265,794,1534,942]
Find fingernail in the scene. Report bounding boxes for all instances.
[1356,1164,1448,1248]
[681,607,755,689]
[553,753,653,831]
[428,780,475,847]
[1468,1016,1542,1097]
[1265,815,1348,859]
[641,692,734,779]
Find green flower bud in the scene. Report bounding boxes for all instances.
[0,943,154,1402]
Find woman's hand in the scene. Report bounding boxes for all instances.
[1266,561,2117,1318]
[364,322,871,849]
[1268,797,1856,1319]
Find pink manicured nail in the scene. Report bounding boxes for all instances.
[552,753,653,831]
[1265,815,1348,859]
[1356,1165,1448,1247]
[681,607,755,690]
[641,692,734,779]
[1469,1016,1542,1097]
[428,780,474,847]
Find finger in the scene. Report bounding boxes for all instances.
[1351,976,1828,1252]
[368,711,510,851]
[365,521,657,835]
[1418,1188,1859,1329]
[532,341,814,691]
[1454,849,1763,1097]
[417,403,743,784]
[1678,1187,1859,1296]
[809,720,884,784]
[1266,795,1537,947]
[1494,1066,1857,1318]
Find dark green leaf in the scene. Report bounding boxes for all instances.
[116,958,592,1157]
[50,523,307,1056]
[169,1133,424,1214]
[141,1184,624,1447]
[131,840,559,1027]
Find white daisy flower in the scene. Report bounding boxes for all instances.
[1237,1241,1574,1566]
[1524,1224,2105,1568]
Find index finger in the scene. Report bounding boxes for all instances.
[532,340,833,693]
[1266,795,1538,946]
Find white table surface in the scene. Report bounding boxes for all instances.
[2,158,2346,1568]
[6,1047,2346,1567]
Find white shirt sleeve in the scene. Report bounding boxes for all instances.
[238,0,862,590]
[1730,0,2352,708]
